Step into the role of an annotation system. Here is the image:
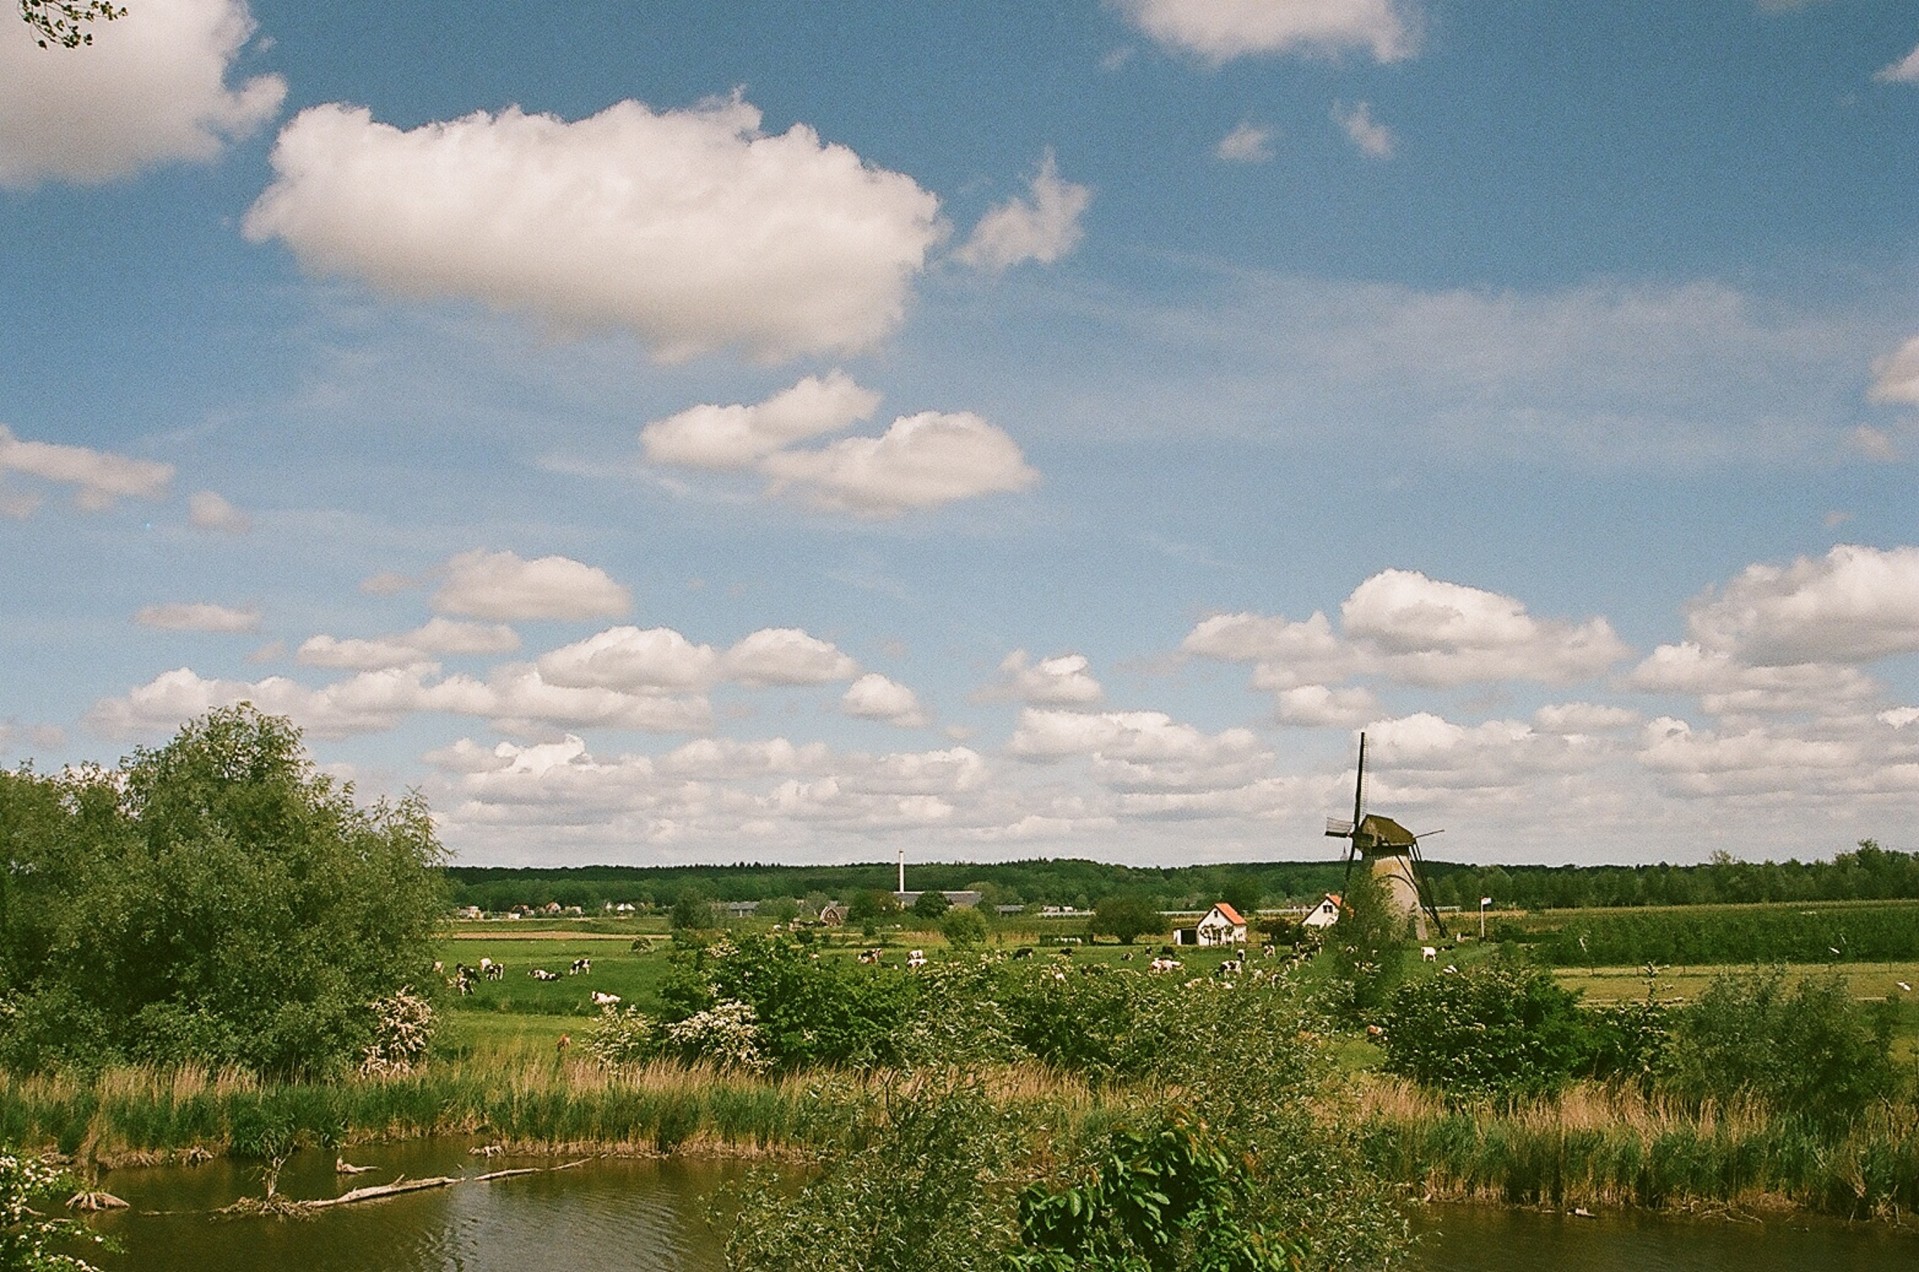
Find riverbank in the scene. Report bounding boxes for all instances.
[9,1060,1918,1225]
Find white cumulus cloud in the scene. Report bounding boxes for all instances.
[1116,0,1418,63]
[134,602,261,633]
[1216,121,1276,163]
[841,673,930,728]
[0,0,284,188]
[1682,544,1919,665]
[297,618,520,671]
[1341,569,1629,686]
[1868,335,1919,405]
[0,424,173,513]
[988,651,1105,705]
[244,93,943,361]
[1875,44,1919,85]
[187,490,251,533]
[432,549,631,622]
[536,626,720,692]
[640,371,881,469]
[954,151,1092,273]
[722,628,858,686]
[1334,100,1394,158]
[761,411,1039,516]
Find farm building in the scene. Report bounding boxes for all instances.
[1175,902,1249,947]
[1301,894,1343,930]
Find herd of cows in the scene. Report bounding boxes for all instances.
[437,955,602,1001]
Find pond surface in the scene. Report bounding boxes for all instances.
[81,1144,1919,1271]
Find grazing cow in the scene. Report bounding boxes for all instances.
[1011,947,1034,959]
[1421,946,1438,963]
[1055,947,1074,958]
[1365,1024,1385,1040]
[907,949,927,968]
[1149,957,1181,974]
[479,957,495,974]
[486,962,504,981]
[857,948,882,965]
[591,991,621,1007]
[1120,951,1135,961]
[432,960,444,975]
[569,958,592,975]
[531,968,561,982]
[557,1034,570,1055]
[1262,944,1277,959]
[1218,958,1243,976]
[453,965,477,996]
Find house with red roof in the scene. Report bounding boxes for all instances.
[1191,901,1248,947]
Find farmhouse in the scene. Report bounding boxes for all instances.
[1301,893,1343,930]
[817,902,848,926]
[1175,902,1248,947]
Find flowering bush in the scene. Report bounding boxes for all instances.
[1,1147,113,1271]
[359,986,434,1077]
[665,999,770,1073]
[586,1006,660,1071]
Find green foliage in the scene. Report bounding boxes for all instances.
[1379,957,1588,1102]
[848,889,901,922]
[912,890,952,919]
[0,707,447,1078]
[0,1146,112,1270]
[18,0,123,50]
[1661,968,1896,1126]
[725,1080,1017,1272]
[671,891,717,931]
[1319,869,1410,1016]
[585,1005,659,1070]
[670,935,917,1070]
[941,906,989,950]
[1579,995,1670,1087]
[1519,899,1919,966]
[1012,1119,1297,1272]
[1090,895,1162,945]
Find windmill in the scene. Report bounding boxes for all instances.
[1324,732,1447,940]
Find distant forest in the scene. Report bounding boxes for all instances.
[446,839,1919,914]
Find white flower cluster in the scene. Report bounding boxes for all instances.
[663,998,769,1073]
[359,986,434,1077]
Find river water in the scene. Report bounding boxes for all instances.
[81,1142,1919,1271]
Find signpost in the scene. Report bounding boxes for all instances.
[1479,896,1492,940]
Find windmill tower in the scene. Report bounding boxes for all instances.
[1324,732,1447,940]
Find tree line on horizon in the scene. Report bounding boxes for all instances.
[445,839,1919,915]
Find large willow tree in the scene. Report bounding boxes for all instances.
[0,706,446,1077]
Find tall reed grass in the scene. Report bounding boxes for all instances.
[0,1057,1105,1168]
[1358,1075,1919,1219]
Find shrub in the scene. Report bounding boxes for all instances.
[912,890,952,920]
[585,1006,660,1071]
[1089,896,1161,946]
[940,906,989,951]
[663,1000,769,1073]
[359,987,435,1077]
[0,707,446,1079]
[725,1080,1016,1272]
[1319,868,1412,1016]
[1,1146,113,1270]
[1660,967,1896,1126]
[1379,957,1587,1102]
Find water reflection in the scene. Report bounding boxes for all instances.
[82,1145,1919,1272]
[1410,1202,1919,1271]
[90,1142,740,1272]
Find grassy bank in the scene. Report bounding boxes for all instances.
[1360,1076,1919,1220]
[0,1058,1104,1169]
[11,1057,1919,1224]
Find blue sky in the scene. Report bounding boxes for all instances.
[4,0,1918,867]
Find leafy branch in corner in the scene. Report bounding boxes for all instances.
[19,1,125,49]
